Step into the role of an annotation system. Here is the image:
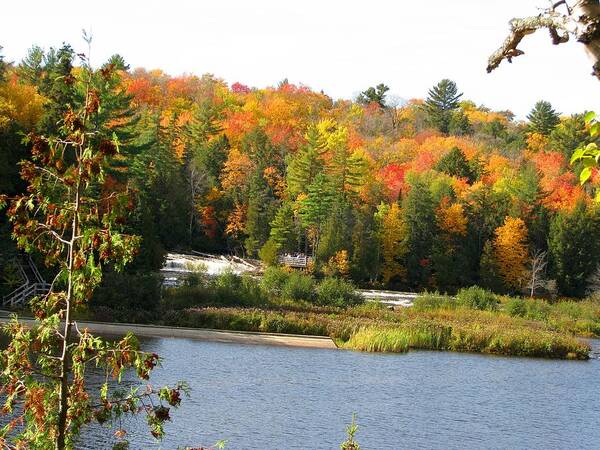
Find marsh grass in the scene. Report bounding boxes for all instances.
[95,276,597,360]
[157,304,590,359]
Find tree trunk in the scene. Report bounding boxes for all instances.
[573,0,600,77]
[56,177,80,450]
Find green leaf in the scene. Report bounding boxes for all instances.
[591,122,599,138]
[580,166,592,184]
[584,111,596,124]
[570,147,584,164]
[100,382,108,401]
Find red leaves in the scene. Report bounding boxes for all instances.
[24,387,47,430]
[99,139,117,156]
[64,109,83,132]
[86,90,100,115]
[380,164,408,201]
[231,82,251,94]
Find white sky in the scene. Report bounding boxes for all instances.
[1,0,598,119]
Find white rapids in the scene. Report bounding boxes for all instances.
[161,252,417,307]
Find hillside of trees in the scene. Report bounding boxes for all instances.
[1,43,599,298]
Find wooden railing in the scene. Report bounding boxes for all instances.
[278,255,312,268]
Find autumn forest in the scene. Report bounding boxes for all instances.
[1,43,599,301]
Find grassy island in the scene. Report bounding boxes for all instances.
[85,268,597,360]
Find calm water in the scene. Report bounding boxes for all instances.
[77,337,600,449]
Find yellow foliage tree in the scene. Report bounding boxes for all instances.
[526,132,549,153]
[493,216,529,289]
[377,203,407,283]
[324,250,350,278]
[436,200,467,237]
[0,79,45,130]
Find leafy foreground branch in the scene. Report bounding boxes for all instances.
[0,46,186,449]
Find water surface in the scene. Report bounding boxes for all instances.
[79,337,600,449]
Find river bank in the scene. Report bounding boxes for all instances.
[0,314,336,349]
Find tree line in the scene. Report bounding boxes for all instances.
[1,43,600,299]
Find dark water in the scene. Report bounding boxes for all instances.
[78,337,600,450]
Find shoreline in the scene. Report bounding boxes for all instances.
[0,315,337,349]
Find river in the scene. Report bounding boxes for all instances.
[77,337,600,449]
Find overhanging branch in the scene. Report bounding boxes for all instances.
[487,1,600,80]
[487,15,570,73]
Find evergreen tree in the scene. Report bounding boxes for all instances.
[549,114,589,159]
[448,110,472,136]
[548,202,600,297]
[434,147,476,182]
[268,202,296,252]
[357,83,389,108]
[298,173,335,256]
[350,206,381,282]
[105,53,130,70]
[329,144,367,200]
[0,46,6,81]
[128,110,188,265]
[16,45,44,85]
[244,172,277,256]
[527,100,560,136]
[317,201,353,264]
[38,44,77,134]
[90,55,141,177]
[183,101,225,245]
[287,125,325,197]
[423,79,463,134]
[479,240,505,292]
[402,179,437,288]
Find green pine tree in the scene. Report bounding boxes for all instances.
[269,202,296,252]
[548,201,600,297]
[402,178,437,288]
[423,79,463,134]
[357,83,389,108]
[527,100,560,136]
[0,46,6,81]
[298,173,335,256]
[287,125,326,197]
[478,240,505,292]
[549,113,589,159]
[434,147,476,182]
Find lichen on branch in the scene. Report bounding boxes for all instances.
[487,0,600,79]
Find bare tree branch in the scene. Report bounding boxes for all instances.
[487,1,600,80]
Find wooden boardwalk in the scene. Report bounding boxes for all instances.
[278,255,312,268]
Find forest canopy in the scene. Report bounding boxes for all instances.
[1,42,599,298]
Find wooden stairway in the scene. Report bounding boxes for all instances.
[2,256,50,308]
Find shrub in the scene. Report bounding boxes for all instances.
[506,298,527,317]
[315,277,363,307]
[258,238,279,266]
[211,271,267,306]
[91,272,161,311]
[260,266,290,295]
[282,272,315,301]
[412,292,456,311]
[504,297,550,321]
[456,286,499,311]
[163,285,213,310]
